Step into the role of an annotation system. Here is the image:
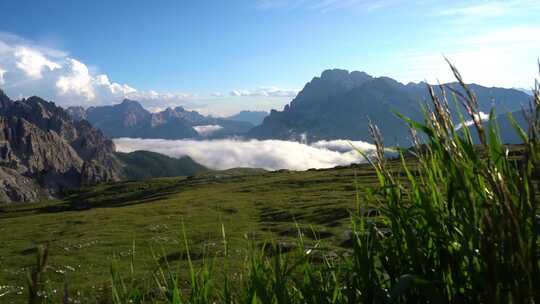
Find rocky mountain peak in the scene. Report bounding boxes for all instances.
[320,69,351,82]
[319,69,372,87]
[66,106,87,121]
[249,69,531,145]
[0,94,123,203]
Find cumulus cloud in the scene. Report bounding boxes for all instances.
[0,36,199,107]
[14,47,60,79]
[193,125,224,137]
[0,34,172,107]
[114,138,379,171]
[55,58,96,100]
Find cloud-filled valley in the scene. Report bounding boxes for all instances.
[114,138,378,171]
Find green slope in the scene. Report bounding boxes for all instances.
[115,150,207,180]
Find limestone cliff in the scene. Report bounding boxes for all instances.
[0,90,122,203]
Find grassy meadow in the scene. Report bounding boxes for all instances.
[0,163,390,303]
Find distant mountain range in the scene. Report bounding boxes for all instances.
[248,69,531,146]
[62,69,530,146]
[225,110,268,125]
[67,101,254,139]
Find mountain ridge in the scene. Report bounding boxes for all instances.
[248,69,531,146]
[67,101,254,139]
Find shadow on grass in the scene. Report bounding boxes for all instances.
[36,182,185,214]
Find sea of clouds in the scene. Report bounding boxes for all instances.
[114,138,379,171]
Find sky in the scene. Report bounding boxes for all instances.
[0,0,539,115]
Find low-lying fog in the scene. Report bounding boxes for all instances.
[114,138,379,171]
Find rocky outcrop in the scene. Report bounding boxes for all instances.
[0,167,43,202]
[0,91,123,203]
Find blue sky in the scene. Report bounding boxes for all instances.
[0,0,538,115]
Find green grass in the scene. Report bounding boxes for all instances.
[0,162,381,303]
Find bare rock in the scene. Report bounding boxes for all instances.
[0,91,123,203]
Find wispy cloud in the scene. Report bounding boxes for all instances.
[437,0,540,18]
[114,137,377,171]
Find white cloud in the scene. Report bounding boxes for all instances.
[14,47,60,79]
[56,58,95,100]
[229,86,299,98]
[455,111,490,130]
[0,34,171,107]
[114,138,378,171]
[193,125,224,136]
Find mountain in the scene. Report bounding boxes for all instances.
[115,150,207,180]
[226,111,268,125]
[67,101,254,139]
[81,99,154,138]
[248,69,531,146]
[0,90,123,203]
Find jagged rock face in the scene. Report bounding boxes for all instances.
[66,106,87,121]
[0,167,43,202]
[0,91,123,203]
